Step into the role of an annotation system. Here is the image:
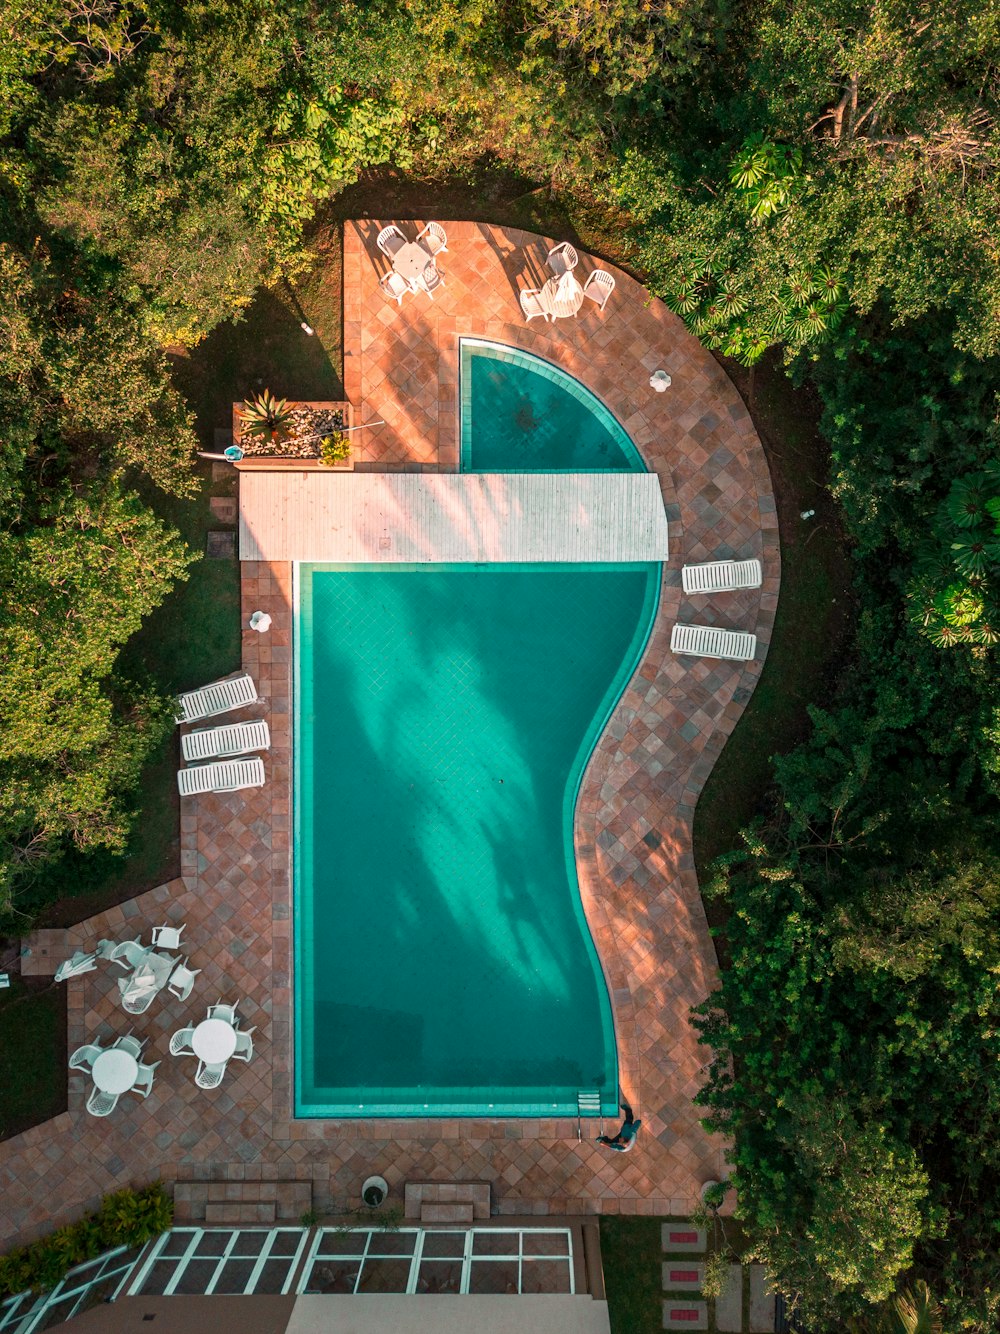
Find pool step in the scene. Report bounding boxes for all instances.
[404,1181,491,1221]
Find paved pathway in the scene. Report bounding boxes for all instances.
[1,223,778,1247]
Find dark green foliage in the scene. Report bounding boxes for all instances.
[0,1183,173,1297]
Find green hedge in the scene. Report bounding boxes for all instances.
[0,1183,173,1297]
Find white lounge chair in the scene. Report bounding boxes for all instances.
[547,241,579,275]
[379,270,408,305]
[416,221,447,255]
[520,289,550,323]
[109,939,149,971]
[670,623,757,661]
[195,1060,226,1090]
[376,224,407,258]
[168,959,201,1002]
[177,756,266,797]
[208,999,240,1026]
[174,673,257,726]
[86,1087,119,1117]
[181,720,270,764]
[170,1027,196,1056]
[681,559,763,595]
[69,1042,103,1071]
[233,1027,256,1062]
[131,1061,159,1099]
[583,270,616,312]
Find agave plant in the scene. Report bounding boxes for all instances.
[239,389,295,443]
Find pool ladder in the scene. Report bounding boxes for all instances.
[577,1090,603,1140]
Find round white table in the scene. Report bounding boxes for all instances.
[192,1018,238,1063]
[543,274,584,319]
[92,1048,139,1095]
[392,242,436,290]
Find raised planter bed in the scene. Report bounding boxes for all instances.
[231,399,354,470]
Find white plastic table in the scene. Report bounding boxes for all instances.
[392,242,436,291]
[543,273,584,319]
[192,1018,238,1063]
[92,1048,139,1095]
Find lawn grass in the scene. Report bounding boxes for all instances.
[0,977,66,1140]
[600,1217,666,1334]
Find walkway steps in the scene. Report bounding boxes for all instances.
[404,1181,491,1222]
[174,1180,312,1224]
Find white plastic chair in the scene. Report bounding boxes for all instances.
[379,271,408,305]
[583,270,616,312]
[115,1034,146,1059]
[151,923,185,951]
[175,673,257,725]
[208,1000,239,1026]
[69,1042,102,1071]
[547,241,579,275]
[195,1060,226,1090]
[520,289,550,323]
[131,1061,160,1098]
[170,1027,196,1056]
[232,1027,256,1063]
[417,222,447,255]
[168,959,201,1003]
[86,1087,119,1117]
[95,938,118,961]
[109,939,149,971]
[376,224,407,258]
[177,756,265,796]
[181,720,270,764]
[420,266,445,299]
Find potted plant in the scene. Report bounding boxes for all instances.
[319,431,352,468]
[237,389,295,446]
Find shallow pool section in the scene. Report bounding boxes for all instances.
[461,339,643,472]
[295,562,659,1116]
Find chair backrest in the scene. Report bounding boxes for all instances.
[123,990,154,1015]
[177,756,266,797]
[376,224,406,257]
[69,1043,101,1070]
[86,1087,118,1117]
[681,559,763,595]
[132,1062,158,1095]
[115,1034,145,1058]
[208,1001,238,1025]
[418,222,447,254]
[181,720,270,764]
[111,939,149,971]
[170,1027,196,1055]
[195,1061,225,1090]
[175,673,257,725]
[233,1029,255,1059]
[379,271,407,303]
[670,623,757,661]
[583,270,615,309]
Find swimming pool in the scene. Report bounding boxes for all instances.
[293,343,659,1118]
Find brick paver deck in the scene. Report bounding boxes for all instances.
[0,223,777,1247]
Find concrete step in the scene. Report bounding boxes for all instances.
[174,1180,311,1223]
[404,1181,491,1220]
[205,1201,277,1225]
[420,1202,475,1225]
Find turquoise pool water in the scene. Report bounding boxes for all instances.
[460,339,643,472]
[293,341,658,1118]
[295,563,658,1116]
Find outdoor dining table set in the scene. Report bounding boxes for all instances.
[519,241,616,323]
[376,221,448,304]
[59,922,255,1116]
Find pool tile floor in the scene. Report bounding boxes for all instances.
[1,223,777,1245]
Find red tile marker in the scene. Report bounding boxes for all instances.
[670,1270,699,1283]
[669,1231,698,1244]
[669,1311,699,1323]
